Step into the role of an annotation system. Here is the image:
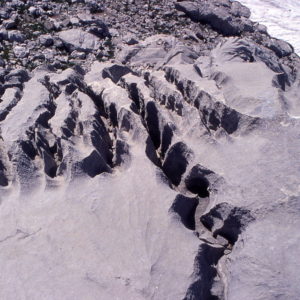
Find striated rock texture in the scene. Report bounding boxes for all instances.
[0,1,300,300]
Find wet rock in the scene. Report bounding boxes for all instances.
[268,38,294,58]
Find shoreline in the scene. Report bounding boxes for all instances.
[237,0,300,55]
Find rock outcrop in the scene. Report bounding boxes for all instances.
[0,1,300,300]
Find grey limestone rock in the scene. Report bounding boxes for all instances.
[175,0,253,36]
[0,1,299,300]
[58,29,101,52]
[39,34,54,47]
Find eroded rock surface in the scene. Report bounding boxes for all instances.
[0,1,300,300]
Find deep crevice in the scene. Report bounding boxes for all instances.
[81,150,111,178]
[185,164,215,198]
[145,101,161,149]
[160,123,174,159]
[170,194,199,230]
[20,140,37,160]
[162,142,193,186]
[200,202,255,245]
[0,160,9,186]
[184,244,225,300]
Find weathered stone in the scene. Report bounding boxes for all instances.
[0,1,299,299]
[58,29,101,52]
[13,46,29,58]
[39,34,54,47]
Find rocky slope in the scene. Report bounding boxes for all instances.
[0,1,300,299]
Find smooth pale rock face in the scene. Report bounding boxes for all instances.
[0,36,299,298]
[58,29,100,52]
[0,1,300,300]
[211,61,281,117]
[226,199,300,300]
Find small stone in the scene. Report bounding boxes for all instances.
[3,19,17,30]
[269,38,294,57]
[28,6,41,17]
[58,28,101,52]
[44,19,56,31]
[39,34,54,47]
[43,49,56,61]
[7,30,25,43]
[256,24,268,34]
[123,35,138,45]
[13,46,29,58]
[70,17,80,26]
[70,50,86,59]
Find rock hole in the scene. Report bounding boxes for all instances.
[185,165,214,198]
[184,244,225,300]
[200,203,254,245]
[86,88,107,118]
[0,160,8,186]
[214,207,254,245]
[125,82,141,111]
[108,103,118,127]
[170,194,199,230]
[81,150,111,178]
[221,108,239,134]
[160,123,173,159]
[186,176,210,198]
[145,101,161,149]
[20,140,37,160]
[113,140,130,167]
[90,119,113,167]
[145,136,160,167]
[162,142,193,186]
[43,151,57,178]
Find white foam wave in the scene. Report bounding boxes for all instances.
[237,0,300,55]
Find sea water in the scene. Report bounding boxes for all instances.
[237,0,300,55]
